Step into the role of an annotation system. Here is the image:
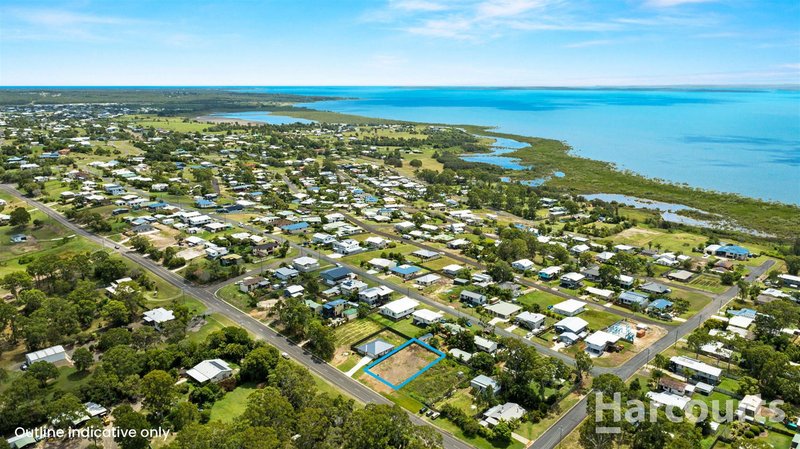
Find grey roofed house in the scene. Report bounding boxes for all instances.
[516,311,546,330]
[460,289,487,305]
[482,402,526,427]
[484,301,522,319]
[186,359,233,383]
[667,270,694,282]
[356,339,395,358]
[25,345,67,365]
[471,374,501,394]
[449,348,473,362]
[638,282,671,295]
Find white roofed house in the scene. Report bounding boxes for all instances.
[559,272,585,289]
[481,402,526,427]
[143,307,175,331]
[669,356,722,384]
[380,297,419,320]
[511,259,535,271]
[584,330,621,356]
[471,375,501,394]
[412,309,444,326]
[460,289,487,306]
[186,359,233,384]
[474,335,498,353]
[552,299,586,317]
[292,256,320,272]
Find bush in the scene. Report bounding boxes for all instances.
[743,430,755,439]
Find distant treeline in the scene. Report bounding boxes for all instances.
[0,88,334,114]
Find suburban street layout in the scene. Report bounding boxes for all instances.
[0,94,797,449]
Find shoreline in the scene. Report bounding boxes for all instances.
[205,107,799,239]
[195,114,265,126]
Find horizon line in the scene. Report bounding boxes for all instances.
[1,84,799,90]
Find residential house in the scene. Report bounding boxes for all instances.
[333,239,362,255]
[390,264,422,279]
[292,256,320,272]
[474,335,498,353]
[584,331,621,355]
[380,297,419,320]
[512,259,535,271]
[554,316,589,335]
[442,264,465,277]
[639,282,671,296]
[358,285,393,306]
[322,299,347,319]
[552,299,586,317]
[560,272,585,289]
[143,307,175,331]
[186,359,233,384]
[471,375,501,394]
[669,356,722,384]
[618,291,650,308]
[460,290,487,306]
[320,266,353,286]
[539,266,562,280]
[356,339,395,358]
[715,245,751,261]
[484,301,522,319]
[516,311,546,330]
[482,403,525,427]
[412,309,444,326]
[274,267,299,281]
[239,276,266,293]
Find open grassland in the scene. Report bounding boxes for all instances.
[333,319,385,347]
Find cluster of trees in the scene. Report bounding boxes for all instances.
[276,296,336,360]
[0,251,166,355]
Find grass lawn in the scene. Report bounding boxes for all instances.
[403,358,465,405]
[217,283,254,311]
[515,391,582,441]
[0,235,101,278]
[187,313,239,343]
[687,273,727,294]
[209,382,258,422]
[135,118,213,133]
[333,319,385,347]
[53,366,92,394]
[671,288,713,318]
[517,290,564,310]
[581,309,623,331]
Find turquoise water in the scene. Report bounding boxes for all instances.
[227,87,800,204]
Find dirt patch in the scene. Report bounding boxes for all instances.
[368,342,438,386]
[632,324,668,351]
[359,371,394,394]
[617,227,660,239]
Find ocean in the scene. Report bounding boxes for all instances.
[227,87,800,204]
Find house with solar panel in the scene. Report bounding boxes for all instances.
[186,359,233,384]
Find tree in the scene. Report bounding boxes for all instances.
[242,387,295,439]
[72,347,94,372]
[786,256,800,276]
[268,361,317,409]
[306,320,335,361]
[277,296,311,337]
[469,352,495,375]
[738,376,759,396]
[26,361,59,387]
[240,346,280,382]
[10,207,31,227]
[410,159,422,168]
[575,351,593,385]
[48,393,85,430]
[113,405,150,449]
[141,370,177,419]
[168,401,199,431]
[492,421,512,445]
[342,403,442,449]
[0,272,33,298]
[487,260,514,283]
[102,300,130,326]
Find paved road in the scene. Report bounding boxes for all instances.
[529,258,774,449]
[11,183,776,449]
[0,185,472,449]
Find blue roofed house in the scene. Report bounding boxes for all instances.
[648,298,674,316]
[195,198,216,209]
[320,266,353,286]
[322,299,347,319]
[715,245,750,261]
[390,264,422,279]
[281,221,310,234]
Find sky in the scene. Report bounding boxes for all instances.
[0,0,799,86]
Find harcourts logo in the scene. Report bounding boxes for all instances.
[592,392,785,434]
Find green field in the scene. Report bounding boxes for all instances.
[209,382,258,422]
[688,273,727,294]
[332,319,385,347]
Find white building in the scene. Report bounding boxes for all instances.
[552,299,586,317]
[516,311,546,330]
[186,359,233,384]
[380,297,419,320]
[25,345,67,366]
[411,309,443,326]
[292,256,320,272]
[511,259,535,271]
[143,307,175,331]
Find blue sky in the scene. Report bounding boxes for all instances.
[1,0,798,86]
